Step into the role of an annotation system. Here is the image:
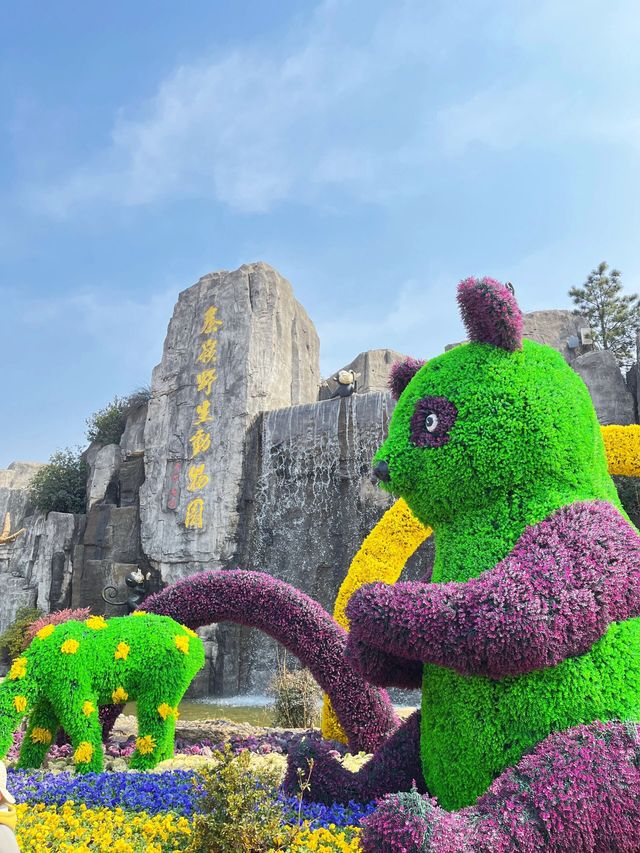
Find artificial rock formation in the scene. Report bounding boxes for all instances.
[574,350,636,425]
[139,262,321,584]
[319,350,408,399]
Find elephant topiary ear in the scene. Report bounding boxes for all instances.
[457,277,523,352]
[388,357,426,400]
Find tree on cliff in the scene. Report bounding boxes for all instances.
[29,449,87,515]
[86,387,151,446]
[569,262,640,368]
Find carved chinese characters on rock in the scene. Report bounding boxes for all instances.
[166,461,182,511]
[184,305,222,530]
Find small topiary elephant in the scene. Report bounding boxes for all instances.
[0,613,204,772]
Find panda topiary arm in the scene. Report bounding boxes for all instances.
[345,639,424,689]
[345,501,640,679]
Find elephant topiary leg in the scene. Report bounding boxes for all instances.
[18,700,60,769]
[283,710,425,805]
[360,721,640,853]
[58,701,104,774]
[129,692,181,770]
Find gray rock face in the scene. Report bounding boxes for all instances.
[0,462,43,530]
[319,349,408,399]
[140,262,321,585]
[522,310,591,364]
[217,392,426,695]
[573,350,636,425]
[120,403,148,459]
[86,445,122,509]
[0,511,84,636]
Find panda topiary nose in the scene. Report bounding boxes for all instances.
[372,460,390,483]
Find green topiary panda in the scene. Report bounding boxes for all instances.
[343,278,640,850]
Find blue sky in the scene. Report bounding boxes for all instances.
[1,0,639,467]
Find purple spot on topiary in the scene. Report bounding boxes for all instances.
[410,396,458,448]
[457,277,523,352]
[388,358,426,400]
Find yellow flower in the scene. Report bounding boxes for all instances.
[30,726,53,745]
[74,741,94,764]
[114,642,130,660]
[180,625,198,638]
[157,703,177,721]
[174,635,189,654]
[130,610,147,617]
[601,424,640,476]
[9,657,27,680]
[13,695,27,713]
[36,624,56,640]
[82,700,96,717]
[61,638,80,655]
[85,615,108,630]
[136,734,156,755]
[112,686,129,703]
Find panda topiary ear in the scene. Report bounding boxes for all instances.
[457,277,523,352]
[388,357,426,400]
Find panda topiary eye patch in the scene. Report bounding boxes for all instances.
[410,396,458,448]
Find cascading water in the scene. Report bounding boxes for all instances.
[222,393,398,694]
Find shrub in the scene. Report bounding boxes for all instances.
[268,657,321,730]
[189,744,294,853]
[29,448,87,514]
[24,608,91,647]
[86,387,151,446]
[0,607,42,661]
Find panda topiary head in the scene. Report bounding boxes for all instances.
[374,277,615,526]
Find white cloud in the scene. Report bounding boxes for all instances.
[24,0,640,218]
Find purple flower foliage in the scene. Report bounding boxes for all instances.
[345,640,424,689]
[346,501,640,679]
[283,711,425,805]
[361,721,640,853]
[388,358,426,400]
[457,277,523,352]
[144,570,399,752]
[409,396,458,448]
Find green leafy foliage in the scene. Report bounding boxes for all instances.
[569,261,640,368]
[0,607,42,661]
[267,658,320,729]
[86,387,151,446]
[28,448,87,515]
[189,744,294,853]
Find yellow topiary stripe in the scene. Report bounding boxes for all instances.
[323,498,431,742]
[322,425,640,743]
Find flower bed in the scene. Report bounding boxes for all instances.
[6,729,371,852]
[14,802,192,852]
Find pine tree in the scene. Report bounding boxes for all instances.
[569,262,640,369]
